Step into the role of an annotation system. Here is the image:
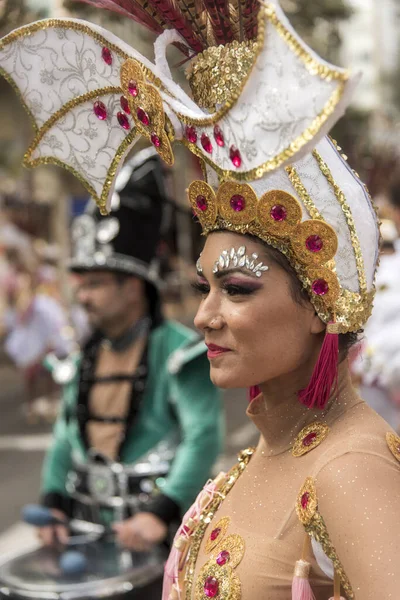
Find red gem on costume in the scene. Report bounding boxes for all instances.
[306,234,323,252]
[230,146,242,167]
[301,492,310,509]
[151,132,161,147]
[120,96,131,114]
[210,527,221,541]
[128,80,138,97]
[93,100,107,120]
[185,126,197,144]
[312,279,330,296]
[201,134,213,154]
[137,107,150,126]
[213,125,225,147]
[204,576,219,598]
[270,204,287,222]
[196,195,208,212]
[117,111,130,130]
[216,550,230,566]
[101,47,113,65]
[302,432,317,447]
[230,194,246,212]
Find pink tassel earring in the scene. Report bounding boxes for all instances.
[292,534,316,600]
[298,320,339,410]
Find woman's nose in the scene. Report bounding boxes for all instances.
[194,295,224,331]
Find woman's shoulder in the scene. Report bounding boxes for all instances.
[311,398,400,475]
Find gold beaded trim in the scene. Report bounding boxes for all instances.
[120,59,174,166]
[188,180,341,310]
[292,422,330,457]
[296,477,354,598]
[313,149,367,296]
[183,448,255,600]
[386,432,400,463]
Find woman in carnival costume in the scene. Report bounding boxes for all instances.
[0,0,399,597]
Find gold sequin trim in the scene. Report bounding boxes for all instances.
[210,534,246,569]
[186,39,258,111]
[183,448,255,600]
[120,59,174,166]
[386,432,400,463]
[285,165,323,221]
[296,477,354,598]
[292,422,330,457]
[313,148,367,296]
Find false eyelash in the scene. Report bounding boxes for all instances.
[191,281,210,294]
[221,282,257,296]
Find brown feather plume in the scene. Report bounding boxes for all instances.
[75,0,166,34]
[201,0,234,44]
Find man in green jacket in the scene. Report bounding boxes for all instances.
[39,150,223,559]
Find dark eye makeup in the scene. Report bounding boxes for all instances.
[191,276,262,297]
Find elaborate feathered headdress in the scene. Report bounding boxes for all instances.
[0,0,379,397]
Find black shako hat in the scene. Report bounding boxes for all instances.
[69,148,169,287]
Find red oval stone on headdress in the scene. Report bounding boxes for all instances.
[312,279,329,296]
[185,126,197,144]
[201,134,213,154]
[204,576,219,598]
[301,491,310,509]
[93,100,107,120]
[128,80,138,97]
[101,47,113,65]
[230,145,242,167]
[151,132,161,147]
[117,111,130,130]
[270,204,287,222]
[137,107,150,126]
[210,527,221,541]
[213,125,225,147]
[216,550,230,566]
[196,195,208,212]
[230,194,245,212]
[302,432,317,447]
[306,234,323,252]
[120,96,131,114]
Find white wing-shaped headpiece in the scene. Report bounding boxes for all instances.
[0,2,358,213]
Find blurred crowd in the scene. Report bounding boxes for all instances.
[0,215,89,422]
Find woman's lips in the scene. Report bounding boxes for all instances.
[206,343,231,358]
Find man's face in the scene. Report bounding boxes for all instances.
[74,271,144,331]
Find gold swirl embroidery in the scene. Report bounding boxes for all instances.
[183,448,255,600]
[292,422,330,457]
[296,477,354,599]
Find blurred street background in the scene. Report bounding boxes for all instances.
[0,0,399,559]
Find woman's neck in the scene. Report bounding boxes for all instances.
[247,361,360,456]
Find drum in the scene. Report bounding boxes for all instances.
[0,539,166,600]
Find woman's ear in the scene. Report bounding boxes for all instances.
[310,311,326,335]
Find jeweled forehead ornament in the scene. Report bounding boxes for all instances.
[212,246,269,277]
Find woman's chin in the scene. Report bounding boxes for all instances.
[209,366,249,390]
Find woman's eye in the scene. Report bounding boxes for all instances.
[191,281,210,295]
[222,284,256,296]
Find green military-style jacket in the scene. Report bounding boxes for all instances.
[42,320,223,517]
